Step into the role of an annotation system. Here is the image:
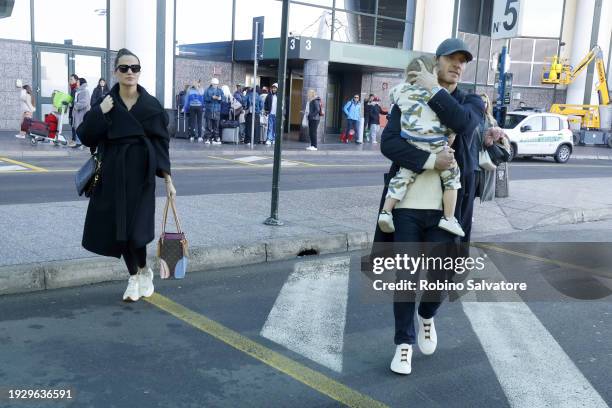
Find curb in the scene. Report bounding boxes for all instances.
[0,231,372,297]
[533,207,612,228]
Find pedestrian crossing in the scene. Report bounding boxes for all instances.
[231,155,300,167]
[258,253,609,407]
[0,159,29,172]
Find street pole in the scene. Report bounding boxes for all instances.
[264,0,289,227]
[251,21,259,150]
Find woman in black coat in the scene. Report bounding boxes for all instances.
[77,48,175,302]
[90,78,110,106]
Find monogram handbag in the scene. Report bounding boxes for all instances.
[75,151,101,197]
[157,198,189,279]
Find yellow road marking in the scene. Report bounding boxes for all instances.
[0,157,48,172]
[281,158,317,167]
[207,155,266,167]
[145,293,388,408]
[473,243,610,279]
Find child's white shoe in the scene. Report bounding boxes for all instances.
[438,216,465,237]
[378,210,395,233]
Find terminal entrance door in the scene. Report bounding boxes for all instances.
[35,47,106,130]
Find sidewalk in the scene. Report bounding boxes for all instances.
[3,130,612,159]
[2,177,612,295]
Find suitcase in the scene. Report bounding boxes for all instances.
[222,126,240,144]
[29,120,49,137]
[220,119,239,129]
[174,111,189,139]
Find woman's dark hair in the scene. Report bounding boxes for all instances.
[23,84,35,105]
[70,74,79,81]
[79,78,87,85]
[114,48,141,70]
[98,78,106,85]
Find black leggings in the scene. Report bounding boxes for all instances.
[122,246,147,276]
[308,119,319,147]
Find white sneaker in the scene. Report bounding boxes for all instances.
[214,139,222,145]
[122,275,140,302]
[198,137,203,143]
[390,344,412,375]
[137,267,155,298]
[204,139,211,144]
[15,134,25,139]
[378,210,395,233]
[438,216,465,237]
[372,140,378,144]
[417,316,437,355]
[189,137,194,142]
[265,140,271,145]
[306,146,317,151]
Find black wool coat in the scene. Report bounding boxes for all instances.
[77,84,171,258]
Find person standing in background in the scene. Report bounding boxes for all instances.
[68,74,79,144]
[15,84,35,139]
[91,78,110,106]
[264,83,278,145]
[184,81,204,143]
[204,77,223,144]
[343,94,361,144]
[367,96,386,144]
[70,78,90,148]
[306,89,322,151]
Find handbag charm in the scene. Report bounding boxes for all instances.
[157,198,189,279]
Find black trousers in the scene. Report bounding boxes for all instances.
[245,113,261,144]
[122,246,147,276]
[205,112,220,140]
[308,119,319,147]
[392,208,456,345]
[188,105,203,138]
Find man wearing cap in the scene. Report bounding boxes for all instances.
[204,77,224,144]
[264,83,279,145]
[373,38,503,375]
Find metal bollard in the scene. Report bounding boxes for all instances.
[495,162,509,198]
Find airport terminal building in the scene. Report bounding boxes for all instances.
[0,0,610,139]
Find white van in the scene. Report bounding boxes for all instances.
[502,111,573,163]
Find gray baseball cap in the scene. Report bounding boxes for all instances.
[435,38,473,62]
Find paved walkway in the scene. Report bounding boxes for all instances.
[3,130,612,159]
[1,177,611,268]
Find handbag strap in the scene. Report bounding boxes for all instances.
[161,198,183,235]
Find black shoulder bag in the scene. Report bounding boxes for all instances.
[75,145,102,197]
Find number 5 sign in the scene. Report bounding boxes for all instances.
[491,0,523,39]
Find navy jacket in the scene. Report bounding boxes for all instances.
[374,86,484,245]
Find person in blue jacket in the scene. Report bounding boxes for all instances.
[243,86,264,144]
[204,77,224,144]
[343,94,361,143]
[183,81,205,142]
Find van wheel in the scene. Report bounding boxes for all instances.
[554,144,571,163]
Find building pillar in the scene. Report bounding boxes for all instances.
[566,0,595,105]
[302,59,328,144]
[125,0,157,97]
[419,0,454,53]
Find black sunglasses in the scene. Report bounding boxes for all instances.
[116,64,141,73]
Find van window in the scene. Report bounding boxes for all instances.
[523,116,543,132]
[545,116,561,131]
[504,114,527,129]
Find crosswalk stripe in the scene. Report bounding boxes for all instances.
[461,250,608,407]
[261,257,350,372]
[262,161,299,167]
[0,164,28,172]
[233,155,268,163]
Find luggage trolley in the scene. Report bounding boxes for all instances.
[29,90,72,146]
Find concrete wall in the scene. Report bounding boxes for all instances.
[0,39,32,131]
[174,58,248,104]
[476,85,566,112]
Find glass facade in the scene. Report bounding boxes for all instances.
[176,0,412,56]
[0,0,31,41]
[33,0,106,48]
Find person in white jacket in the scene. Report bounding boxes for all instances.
[16,85,36,139]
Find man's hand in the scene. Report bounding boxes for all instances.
[484,126,505,147]
[407,60,439,92]
[434,146,455,170]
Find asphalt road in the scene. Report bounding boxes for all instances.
[1,152,612,205]
[0,221,610,408]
